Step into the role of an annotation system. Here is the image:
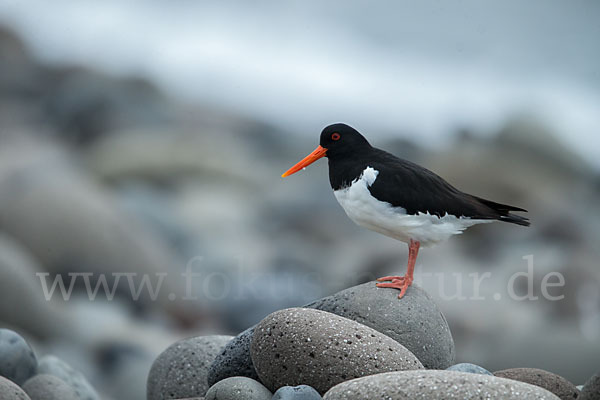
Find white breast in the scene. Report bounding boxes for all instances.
[333,166,493,247]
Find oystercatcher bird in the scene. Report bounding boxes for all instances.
[282,123,529,299]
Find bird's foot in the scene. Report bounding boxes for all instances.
[376,276,413,299]
[376,275,407,282]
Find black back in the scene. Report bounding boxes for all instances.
[320,123,530,226]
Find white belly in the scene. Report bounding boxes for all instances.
[333,167,492,247]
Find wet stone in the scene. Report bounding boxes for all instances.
[272,384,322,400]
[0,329,37,386]
[446,362,492,376]
[204,377,272,400]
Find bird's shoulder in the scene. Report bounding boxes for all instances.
[368,148,457,193]
[366,148,484,217]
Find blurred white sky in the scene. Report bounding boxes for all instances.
[1,0,599,168]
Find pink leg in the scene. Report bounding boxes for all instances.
[376,239,421,299]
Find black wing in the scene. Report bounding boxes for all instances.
[367,149,529,226]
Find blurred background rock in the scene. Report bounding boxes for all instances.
[0,1,599,399]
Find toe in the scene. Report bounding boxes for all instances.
[377,275,405,282]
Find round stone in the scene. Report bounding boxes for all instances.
[322,370,561,399]
[210,281,454,385]
[22,374,79,400]
[494,368,580,400]
[0,375,31,400]
[0,329,38,386]
[273,384,322,399]
[580,371,599,400]
[306,282,454,369]
[208,327,259,386]
[0,144,187,314]
[205,377,272,400]
[446,362,492,376]
[0,236,72,339]
[251,308,423,394]
[37,355,99,400]
[147,335,233,399]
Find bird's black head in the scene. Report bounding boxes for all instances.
[281,123,371,178]
[319,123,371,159]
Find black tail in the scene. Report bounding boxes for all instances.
[474,196,530,226]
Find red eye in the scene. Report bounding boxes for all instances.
[331,133,341,141]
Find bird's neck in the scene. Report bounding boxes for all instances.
[328,150,375,191]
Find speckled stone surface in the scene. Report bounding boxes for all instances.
[322,370,561,399]
[306,282,454,369]
[580,371,600,400]
[210,282,454,386]
[204,377,272,400]
[494,368,580,400]
[37,355,99,400]
[207,328,259,386]
[0,375,31,400]
[147,335,233,400]
[272,384,322,399]
[0,329,38,386]
[22,374,79,400]
[251,308,423,394]
[446,362,492,376]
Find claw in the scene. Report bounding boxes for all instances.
[397,284,409,299]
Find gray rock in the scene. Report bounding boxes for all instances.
[306,282,454,369]
[0,235,72,339]
[0,329,37,385]
[147,335,233,400]
[580,371,599,400]
[37,355,99,400]
[0,27,37,95]
[22,374,79,400]
[322,370,561,399]
[43,68,169,145]
[210,281,453,384]
[0,140,187,313]
[273,385,322,400]
[207,327,259,386]
[205,377,271,400]
[251,308,423,394]
[494,368,580,400]
[0,376,31,400]
[446,362,492,376]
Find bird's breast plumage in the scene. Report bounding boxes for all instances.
[333,166,492,247]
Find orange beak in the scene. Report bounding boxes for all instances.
[281,145,328,178]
